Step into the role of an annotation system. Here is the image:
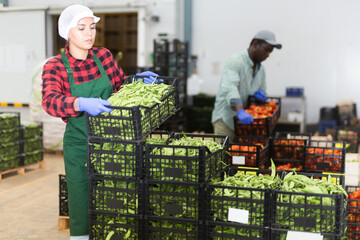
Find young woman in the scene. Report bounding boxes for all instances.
[42,4,157,239]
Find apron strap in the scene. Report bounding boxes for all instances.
[61,50,75,90]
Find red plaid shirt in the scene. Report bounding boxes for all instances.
[42,44,125,121]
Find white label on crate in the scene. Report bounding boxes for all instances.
[286,231,323,240]
[227,208,249,224]
[232,156,245,165]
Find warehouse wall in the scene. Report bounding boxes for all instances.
[192,0,360,123]
[5,0,360,124]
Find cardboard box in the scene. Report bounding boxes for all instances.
[337,100,355,115]
[345,153,360,177]
[345,175,359,186]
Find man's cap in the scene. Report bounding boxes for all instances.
[58,4,100,41]
[253,30,282,49]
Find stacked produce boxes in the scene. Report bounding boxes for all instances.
[0,112,21,171]
[153,38,189,132]
[0,113,43,173]
[144,133,229,239]
[335,126,360,153]
[86,75,181,239]
[20,122,43,166]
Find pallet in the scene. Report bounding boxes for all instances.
[58,216,69,231]
[0,160,45,181]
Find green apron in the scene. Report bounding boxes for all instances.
[62,50,113,236]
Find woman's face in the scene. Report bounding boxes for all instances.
[68,17,96,51]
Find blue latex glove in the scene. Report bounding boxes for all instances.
[136,71,163,84]
[77,97,112,116]
[237,109,254,125]
[254,90,267,101]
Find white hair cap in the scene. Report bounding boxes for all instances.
[58,4,100,41]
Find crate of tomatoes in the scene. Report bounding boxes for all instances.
[228,139,269,168]
[234,96,281,137]
[269,132,312,171]
[346,185,360,239]
[304,140,346,173]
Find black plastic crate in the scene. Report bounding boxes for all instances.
[270,228,345,240]
[87,137,144,179]
[144,216,204,240]
[90,212,144,240]
[228,141,269,168]
[0,141,21,158]
[206,221,270,240]
[270,190,346,235]
[86,76,180,140]
[59,195,68,217]
[335,126,360,153]
[22,150,43,166]
[89,176,144,216]
[206,184,271,226]
[145,133,229,183]
[0,112,20,130]
[304,140,346,173]
[234,96,281,137]
[145,180,205,221]
[0,155,20,172]
[59,174,67,195]
[59,174,68,216]
[20,123,43,139]
[0,127,20,144]
[345,185,360,239]
[23,137,43,153]
[269,132,311,171]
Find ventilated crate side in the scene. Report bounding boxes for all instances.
[22,150,43,166]
[206,221,270,240]
[90,212,144,240]
[86,76,180,141]
[0,155,20,172]
[0,127,20,144]
[87,138,144,179]
[145,216,204,240]
[228,142,269,168]
[145,134,229,183]
[89,176,144,217]
[144,180,205,221]
[335,126,360,153]
[271,190,346,235]
[0,112,20,130]
[23,137,43,153]
[304,140,346,173]
[0,141,21,158]
[21,123,43,139]
[270,229,345,240]
[345,185,360,239]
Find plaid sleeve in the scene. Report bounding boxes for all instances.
[41,58,79,119]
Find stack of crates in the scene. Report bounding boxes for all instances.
[345,185,360,239]
[85,75,180,239]
[335,126,360,153]
[59,174,68,217]
[20,122,43,166]
[205,167,274,239]
[269,132,312,171]
[271,171,347,239]
[153,38,189,132]
[229,96,281,169]
[143,133,229,239]
[0,112,21,172]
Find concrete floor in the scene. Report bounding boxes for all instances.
[0,152,69,240]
